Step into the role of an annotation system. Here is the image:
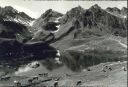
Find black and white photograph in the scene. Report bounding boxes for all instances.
[0,0,127,87]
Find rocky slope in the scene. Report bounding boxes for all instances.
[54,4,127,40]
[29,9,63,42]
[0,6,34,25]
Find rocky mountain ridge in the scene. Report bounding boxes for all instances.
[31,4,127,43]
[106,7,127,18]
[0,6,34,25]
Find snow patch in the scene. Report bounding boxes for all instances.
[55,50,62,64]
[51,25,60,33]
[54,17,62,23]
[29,20,35,26]
[51,17,62,33]
[123,16,127,19]
[33,29,42,37]
[56,25,60,29]
[15,61,39,75]
[108,36,127,48]
[15,65,32,75]
[55,57,62,64]
[83,69,87,72]
[118,41,127,48]
[56,50,60,57]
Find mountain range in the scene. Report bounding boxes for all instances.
[0,4,127,71]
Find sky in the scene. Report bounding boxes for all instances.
[0,0,127,18]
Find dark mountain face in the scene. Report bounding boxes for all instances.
[0,38,57,64]
[0,6,34,25]
[0,20,32,42]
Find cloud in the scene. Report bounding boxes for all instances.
[13,5,39,18]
